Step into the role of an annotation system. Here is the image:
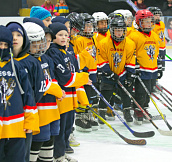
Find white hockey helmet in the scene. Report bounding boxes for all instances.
[92,12,108,24]
[23,22,47,57]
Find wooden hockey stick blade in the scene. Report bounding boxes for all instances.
[158,129,172,136]
[88,107,146,145]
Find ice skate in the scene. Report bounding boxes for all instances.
[75,113,92,132]
[65,153,78,162]
[134,110,143,125]
[123,109,133,124]
[69,133,80,147]
[105,107,115,121]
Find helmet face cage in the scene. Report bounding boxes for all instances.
[81,20,95,38]
[29,37,47,58]
[125,15,133,27]
[110,26,127,42]
[153,10,162,24]
[139,16,155,32]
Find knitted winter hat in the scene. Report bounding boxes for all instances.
[6,22,24,37]
[0,25,13,48]
[52,16,69,24]
[23,17,45,29]
[49,22,68,35]
[30,6,52,20]
[44,27,56,39]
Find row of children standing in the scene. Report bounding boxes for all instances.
[0,5,92,162]
[0,5,166,162]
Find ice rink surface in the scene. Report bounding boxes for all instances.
[71,49,172,162]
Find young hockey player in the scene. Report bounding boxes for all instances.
[0,25,37,162]
[51,15,83,153]
[48,22,91,162]
[72,13,99,132]
[98,14,136,125]
[92,12,116,120]
[128,9,160,124]
[6,21,45,162]
[23,22,65,162]
[147,7,166,78]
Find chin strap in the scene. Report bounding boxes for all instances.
[10,48,24,94]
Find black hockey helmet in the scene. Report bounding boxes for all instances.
[78,13,95,38]
[66,12,82,33]
[147,7,162,23]
[109,14,127,42]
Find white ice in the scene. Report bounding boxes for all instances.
[71,49,172,162]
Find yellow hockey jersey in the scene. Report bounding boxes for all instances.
[153,21,166,53]
[73,36,97,83]
[93,30,110,71]
[128,30,160,79]
[99,36,136,81]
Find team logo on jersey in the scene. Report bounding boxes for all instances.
[0,77,16,110]
[91,45,96,60]
[65,59,75,73]
[159,31,164,42]
[112,52,122,68]
[144,45,155,61]
[43,69,52,82]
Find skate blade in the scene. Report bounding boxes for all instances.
[76,126,92,132]
[134,119,143,125]
[91,126,99,131]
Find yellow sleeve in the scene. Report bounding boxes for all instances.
[44,79,63,98]
[76,86,89,106]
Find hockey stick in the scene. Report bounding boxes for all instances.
[165,54,172,60]
[151,92,172,113]
[108,0,139,12]
[158,59,172,62]
[156,83,172,96]
[118,81,172,136]
[91,84,155,138]
[137,76,172,130]
[155,86,172,109]
[87,106,146,145]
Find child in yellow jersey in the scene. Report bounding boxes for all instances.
[92,12,117,120]
[147,7,166,77]
[128,9,160,125]
[71,13,99,131]
[98,14,136,125]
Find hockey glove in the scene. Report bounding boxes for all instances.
[104,72,119,83]
[157,64,163,79]
[125,73,135,87]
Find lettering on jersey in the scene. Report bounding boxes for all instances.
[144,41,156,45]
[87,42,93,46]
[111,52,122,68]
[0,77,16,110]
[144,45,155,61]
[67,51,74,55]
[110,48,124,52]
[0,71,14,77]
[159,31,164,42]
[41,63,49,69]
[57,64,65,73]
[25,68,28,73]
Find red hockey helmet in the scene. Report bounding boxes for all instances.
[135,9,154,32]
[135,9,153,24]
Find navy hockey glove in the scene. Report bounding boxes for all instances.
[104,72,119,83]
[157,64,163,79]
[125,73,135,87]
